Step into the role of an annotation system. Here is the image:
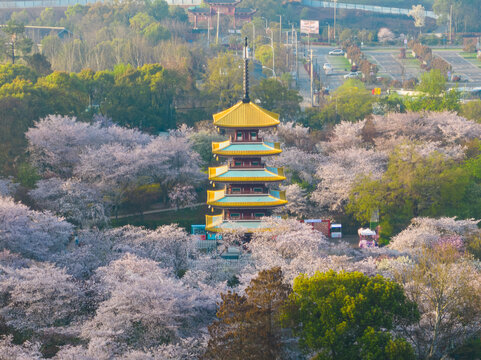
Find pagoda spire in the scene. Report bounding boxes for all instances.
[242,37,250,103]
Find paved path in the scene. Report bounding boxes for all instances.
[112,202,204,219]
[433,51,481,85]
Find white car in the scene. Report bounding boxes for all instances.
[323,63,332,70]
[328,49,344,56]
[344,71,361,79]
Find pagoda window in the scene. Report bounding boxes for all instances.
[252,161,259,166]
[236,131,243,140]
[254,212,265,218]
[234,161,242,167]
[232,187,241,193]
[253,187,263,193]
[250,131,257,140]
[230,213,240,219]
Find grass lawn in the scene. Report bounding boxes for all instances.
[327,55,351,71]
[111,205,208,231]
[460,52,481,68]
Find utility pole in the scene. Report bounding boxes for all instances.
[207,16,210,45]
[268,28,275,78]
[449,4,453,44]
[308,32,310,54]
[251,22,255,56]
[310,49,313,106]
[327,23,330,44]
[279,15,282,46]
[216,9,220,45]
[294,30,299,86]
[333,0,337,41]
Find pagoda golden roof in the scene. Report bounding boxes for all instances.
[213,101,280,128]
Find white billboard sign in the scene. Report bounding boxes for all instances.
[300,20,319,34]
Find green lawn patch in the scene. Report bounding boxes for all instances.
[327,55,351,70]
[111,205,208,231]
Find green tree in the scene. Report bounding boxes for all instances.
[460,99,481,122]
[433,0,481,32]
[252,78,302,121]
[204,52,243,110]
[145,0,169,22]
[203,267,291,360]
[1,20,33,64]
[307,79,374,128]
[348,145,472,236]
[417,69,446,96]
[283,271,418,360]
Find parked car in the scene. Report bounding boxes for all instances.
[328,49,344,56]
[344,71,361,79]
[323,63,332,70]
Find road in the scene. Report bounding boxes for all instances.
[296,45,347,107]
[433,50,481,86]
[363,50,419,81]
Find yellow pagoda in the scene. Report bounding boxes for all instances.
[205,38,287,233]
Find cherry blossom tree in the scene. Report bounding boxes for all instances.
[394,246,481,359]
[0,178,18,197]
[29,178,108,228]
[248,218,330,282]
[0,261,84,331]
[388,217,479,252]
[377,28,395,43]
[168,184,197,209]
[273,121,315,151]
[74,134,204,215]
[312,147,387,213]
[0,335,42,359]
[26,115,151,178]
[0,196,73,261]
[268,147,323,185]
[81,254,216,358]
[52,229,116,279]
[106,224,196,276]
[274,184,311,218]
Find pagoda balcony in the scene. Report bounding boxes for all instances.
[207,189,287,208]
[212,139,281,157]
[229,162,264,169]
[205,214,269,233]
[230,137,264,143]
[208,165,286,183]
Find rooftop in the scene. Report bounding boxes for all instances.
[212,140,281,156]
[208,166,285,183]
[207,189,287,208]
[213,101,280,129]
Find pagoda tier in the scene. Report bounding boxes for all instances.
[207,188,287,208]
[212,140,281,157]
[206,212,272,233]
[208,165,285,183]
[213,101,280,129]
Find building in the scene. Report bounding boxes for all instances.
[187,0,255,30]
[206,39,287,234]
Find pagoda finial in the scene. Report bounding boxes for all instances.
[242,37,250,103]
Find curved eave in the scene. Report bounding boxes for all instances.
[213,149,282,156]
[209,175,286,183]
[207,198,288,208]
[212,140,282,157]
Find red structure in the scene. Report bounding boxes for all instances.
[188,0,255,30]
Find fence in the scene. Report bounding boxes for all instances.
[0,0,105,8]
[301,0,438,19]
